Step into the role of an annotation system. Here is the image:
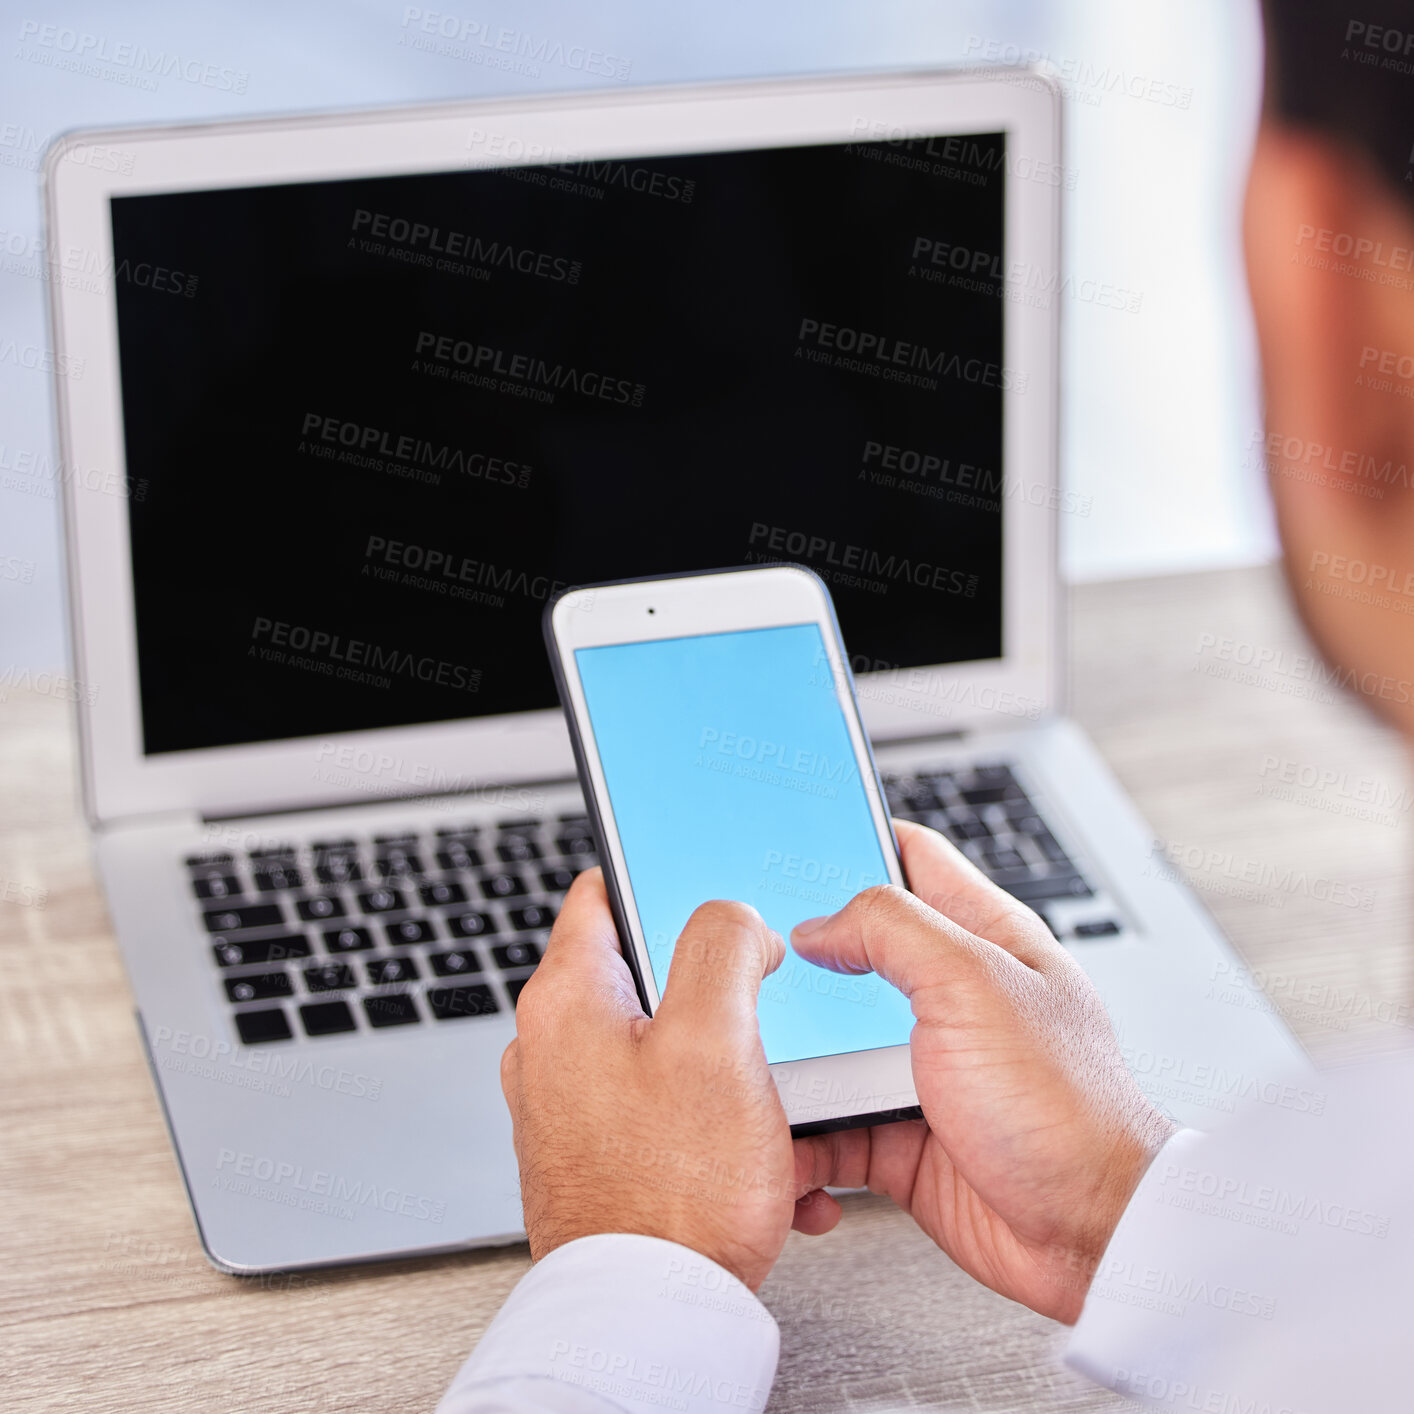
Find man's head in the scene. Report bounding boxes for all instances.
[1247,1,1414,732]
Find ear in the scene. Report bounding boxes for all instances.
[1244,122,1414,734]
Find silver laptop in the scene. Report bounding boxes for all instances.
[44,68,1307,1274]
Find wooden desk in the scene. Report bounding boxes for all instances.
[4,565,1410,1413]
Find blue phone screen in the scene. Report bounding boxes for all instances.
[575,622,916,1064]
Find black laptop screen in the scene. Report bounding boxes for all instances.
[110,133,1007,755]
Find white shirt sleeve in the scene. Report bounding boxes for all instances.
[1067,1051,1414,1413]
[436,1233,780,1414]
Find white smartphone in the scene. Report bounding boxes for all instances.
[544,564,921,1134]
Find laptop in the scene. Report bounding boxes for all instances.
[44,68,1307,1274]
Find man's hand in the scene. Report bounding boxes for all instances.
[791,820,1176,1323]
[502,868,832,1292]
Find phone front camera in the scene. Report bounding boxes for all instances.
[647,607,655,614]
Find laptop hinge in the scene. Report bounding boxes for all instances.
[93,807,203,838]
[198,771,582,825]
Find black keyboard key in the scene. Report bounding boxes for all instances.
[971,763,1017,786]
[254,866,305,893]
[296,895,346,922]
[508,904,555,931]
[480,872,527,900]
[900,782,941,813]
[204,903,283,934]
[323,925,374,953]
[492,940,542,970]
[358,887,407,914]
[427,984,499,1020]
[367,955,420,984]
[224,971,293,1003]
[982,846,1027,873]
[1003,872,1094,905]
[960,785,1019,807]
[311,838,357,851]
[554,834,597,857]
[435,824,481,838]
[430,948,481,977]
[419,880,466,907]
[315,858,363,885]
[192,874,241,901]
[558,813,590,826]
[213,935,311,967]
[299,1000,358,1036]
[435,844,483,871]
[375,852,425,878]
[1073,919,1121,938]
[1009,813,1048,836]
[364,992,420,1028]
[186,851,234,868]
[235,1008,293,1044]
[496,836,542,863]
[1036,832,1072,865]
[373,832,419,846]
[506,976,530,1007]
[387,918,436,946]
[249,845,297,861]
[447,909,495,939]
[304,963,356,992]
[950,817,992,840]
[540,866,578,893]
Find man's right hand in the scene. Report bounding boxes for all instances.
[790,819,1176,1324]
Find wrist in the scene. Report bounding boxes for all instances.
[1050,1105,1178,1323]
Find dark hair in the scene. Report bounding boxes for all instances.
[1262,0,1414,204]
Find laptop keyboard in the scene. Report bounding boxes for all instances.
[188,816,596,1046]
[191,762,1116,1047]
[881,761,1121,938]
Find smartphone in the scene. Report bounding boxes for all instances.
[544,564,921,1134]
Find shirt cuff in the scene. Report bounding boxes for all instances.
[437,1234,780,1414]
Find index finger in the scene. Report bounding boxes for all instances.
[894,819,1055,965]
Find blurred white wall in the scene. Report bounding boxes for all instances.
[0,0,1276,669]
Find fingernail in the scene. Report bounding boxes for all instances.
[792,914,832,937]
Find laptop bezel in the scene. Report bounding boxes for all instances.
[44,68,1061,826]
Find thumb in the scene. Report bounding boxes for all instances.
[791,883,1025,1000]
[653,899,785,1046]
